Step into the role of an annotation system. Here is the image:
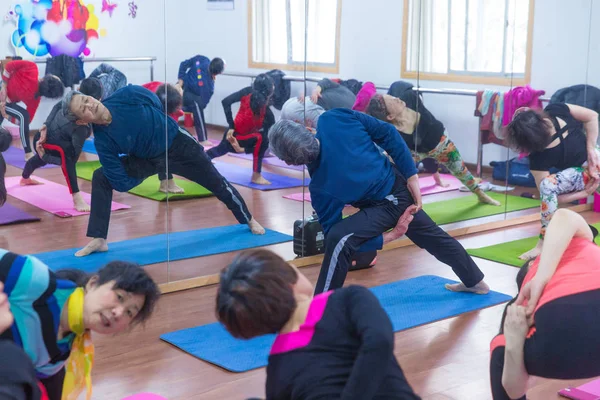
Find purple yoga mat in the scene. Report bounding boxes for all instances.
[3,147,58,170]
[228,153,305,171]
[0,203,40,225]
[213,161,309,191]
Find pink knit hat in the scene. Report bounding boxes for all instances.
[352,82,376,112]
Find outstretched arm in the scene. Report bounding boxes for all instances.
[568,103,600,178]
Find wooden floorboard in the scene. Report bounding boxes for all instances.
[1,127,595,399]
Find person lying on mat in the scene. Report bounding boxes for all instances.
[141,81,187,194]
[0,281,51,400]
[63,85,265,257]
[0,59,65,160]
[0,127,11,207]
[366,86,498,206]
[268,110,489,295]
[207,74,275,185]
[217,249,422,400]
[506,103,600,261]
[489,208,600,400]
[19,78,103,212]
[0,252,160,400]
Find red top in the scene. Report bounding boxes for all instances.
[3,60,41,120]
[142,81,184,121]
[234,94,266,135]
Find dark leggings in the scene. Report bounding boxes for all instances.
[1,103,31,153]
[182,90,208,142]
[490,290,600,400]
[22,132,80,193]
[207,128,269,173]
[40,368,65,400]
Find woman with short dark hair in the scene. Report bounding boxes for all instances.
[506,103,600,260]
[217,249,421,400]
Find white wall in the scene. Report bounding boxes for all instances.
[1,0,598,164]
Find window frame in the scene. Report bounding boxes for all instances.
[400,0,535,86]
[247,0,343,73]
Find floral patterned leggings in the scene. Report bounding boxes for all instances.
[413,133,480,192]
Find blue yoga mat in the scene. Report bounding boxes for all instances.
[82,139,97,155]
[33,225,292,273]
[160,275,512,372]
[213,161,310,191]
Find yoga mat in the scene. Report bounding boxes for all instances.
[82,139,97,155]
[5,176,130,217]
[33,225,293,273]
[0,203,40,225]
[160,275,512,373]
[76,161,213,201]
[228,152,273,161]
[283,174,463,203]
[420,174,464,195]
[467,222,600,267]
[229,153,304,171]
[213,161,309,191]
[3,147,57,170]
[423,192,539,226]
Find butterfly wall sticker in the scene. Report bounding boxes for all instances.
[102,0,117,17]
[128,1,137,18]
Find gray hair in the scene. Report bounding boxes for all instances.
[268,120,320,165]
[62,90,83,121]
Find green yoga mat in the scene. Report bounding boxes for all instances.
[467,222,600,267]
[76,161,213,201]
[422,192,539,226]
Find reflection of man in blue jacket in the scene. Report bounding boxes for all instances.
[269,109,489,295]
[63,85,264,257]
[176,55,225,145]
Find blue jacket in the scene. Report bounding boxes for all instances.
[93,85,179,192]
[308,109,418,250]
[178,55,215,107]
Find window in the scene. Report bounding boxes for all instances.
[402,0,534,85]
[248,0,341,73]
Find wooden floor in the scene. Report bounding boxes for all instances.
[2,126,595,399]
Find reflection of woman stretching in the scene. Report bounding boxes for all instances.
[490,208,600,400]
[367,93,500,206]
[217,249,421,400]
[207,74,275,185]
[506,103,600,260]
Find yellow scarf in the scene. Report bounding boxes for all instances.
[62,288,94,400]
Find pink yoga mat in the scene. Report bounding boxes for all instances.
[5,176,130,217]
[576,379,600,395]
[283,174,463,203]
[121,394,168,400]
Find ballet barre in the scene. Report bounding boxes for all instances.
[223,70,552,177]
[32,56,157,81]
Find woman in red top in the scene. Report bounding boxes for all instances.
[207,74,275,185]
[0,60,64,160]
[489,208,600,400]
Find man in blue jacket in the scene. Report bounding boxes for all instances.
[269,109,489,295]
[176,55,225,146]
[63,84,265,257]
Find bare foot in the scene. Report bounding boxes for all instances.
[476,189,501,206]
[75,238,108,257]
[519,239,543,260]
[159,180,169,194]
[445,280,490,295]
[167,179,184,194]
[248,218,265,235]
[434,172,450,188]
[20,177,43,186]
[72,192,90,212]
[24,152,34,161]
[252,173,271,185]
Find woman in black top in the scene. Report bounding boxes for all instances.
[217,247,421,400]
[506,103,599,260]
[367,92,500,206]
